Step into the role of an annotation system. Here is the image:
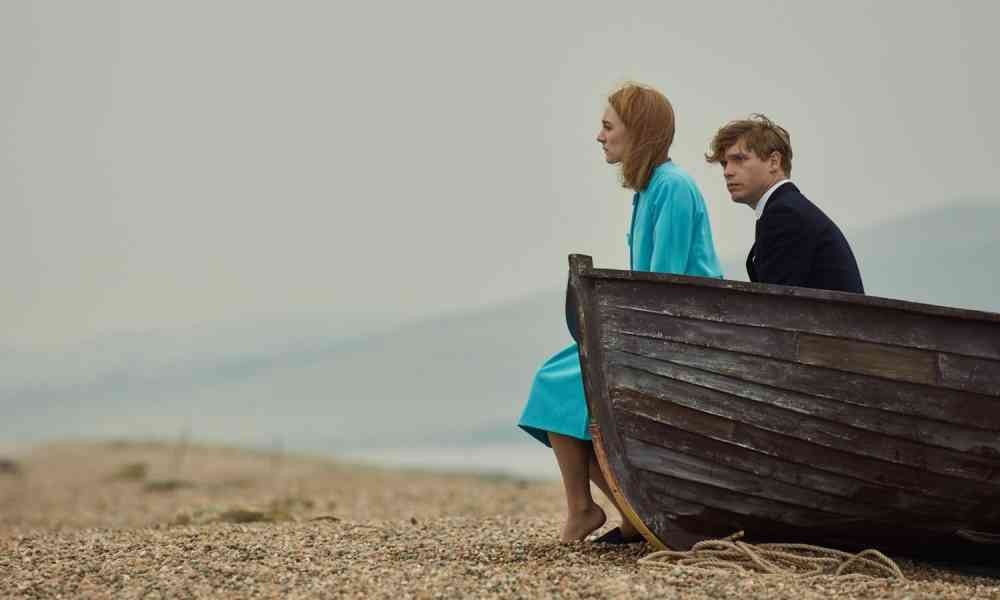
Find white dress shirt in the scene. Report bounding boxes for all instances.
[754,179,792,221]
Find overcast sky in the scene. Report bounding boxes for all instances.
[4,1,998,347]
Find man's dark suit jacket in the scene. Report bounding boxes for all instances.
[747,182,864,293]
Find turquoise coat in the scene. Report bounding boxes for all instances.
[518,161,722,446]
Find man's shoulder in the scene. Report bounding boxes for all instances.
[766,182,808,208]
[763,184,826,225]
[761,185,804,221]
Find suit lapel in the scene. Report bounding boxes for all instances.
[747,182,796,282]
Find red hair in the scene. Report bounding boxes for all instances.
[608,83,676,191]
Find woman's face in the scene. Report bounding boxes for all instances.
[596,106,628,164]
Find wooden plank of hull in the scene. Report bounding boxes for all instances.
[610,363,1000,485]
[608,332,1000,434]
[626,438,992,535]
[797,335,938,386]
[624,436,924,522]
[940,353,1000,396]
[617,412,986,519]
[597,280,1000,363]
[632,471,1000,561]
[607,345,1000,461]
[606,343,1000,457]
[611,386,1000,505]
[605,305,1000,399]
[636,465,897,529]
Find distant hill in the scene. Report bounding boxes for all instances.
[1,290,570,451]
[4,202,998,455]
[850,203,999,313]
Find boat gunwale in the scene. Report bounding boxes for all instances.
[605,301,1000,364]
[579,261,1000,325]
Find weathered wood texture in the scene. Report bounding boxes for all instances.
[569,254,1000,562]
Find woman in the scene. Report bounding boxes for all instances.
[518,83,723,543]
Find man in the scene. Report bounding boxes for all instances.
[706,114,864,293]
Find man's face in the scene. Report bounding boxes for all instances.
[720,139,781,207]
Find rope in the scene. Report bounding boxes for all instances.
[638,531,905,580]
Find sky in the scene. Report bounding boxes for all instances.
[3,1,999,348]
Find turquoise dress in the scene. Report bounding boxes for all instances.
[518,161,723,446]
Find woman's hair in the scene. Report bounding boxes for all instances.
[608,83,675,191]
[705,114,793,176]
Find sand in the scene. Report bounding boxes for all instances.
[2,441,998,599]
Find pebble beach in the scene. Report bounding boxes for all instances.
[2,441,999,599]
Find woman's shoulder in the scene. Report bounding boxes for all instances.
[645,161,702,199]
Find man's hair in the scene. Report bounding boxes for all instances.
[608,83,675,191]
[705,114,793,176]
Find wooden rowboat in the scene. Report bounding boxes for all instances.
[566,254,1000,563]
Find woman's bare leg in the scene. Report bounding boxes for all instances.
[549,432,606,542]
[588,451,639,538]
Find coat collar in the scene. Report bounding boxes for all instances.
[755,179,793,220]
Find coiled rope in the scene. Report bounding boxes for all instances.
[638,531,905,580]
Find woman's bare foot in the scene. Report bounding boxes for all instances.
[560,503,606,542]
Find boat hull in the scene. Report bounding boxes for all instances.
[568,254,1000,562]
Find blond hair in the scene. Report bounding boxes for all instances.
[705,114,793,176]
